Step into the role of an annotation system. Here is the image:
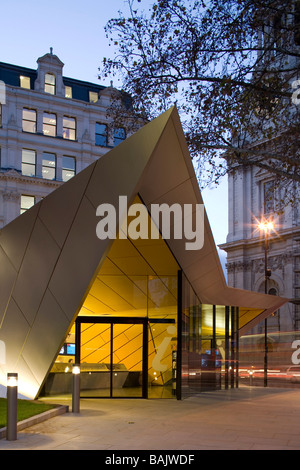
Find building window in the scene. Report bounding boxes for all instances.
[65,86,72,98]
[0,104,2,127]
[42,152,56,180]
[114,127,126,146]
[264,181,275,214]
[95,123,108,146]
[22,149,36,177]
[20,195,35,214]
[20,76,31,89]
[63,116,76,140]
[89,91,98,103]
[43,112,56,137]
[22,108,36,133]
[44,73,56,95]
[62,156,76,181]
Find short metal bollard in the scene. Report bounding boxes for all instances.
[6,373,18,441]
[72,364,80,413]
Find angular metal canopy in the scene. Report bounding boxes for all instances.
[0,106,286,398]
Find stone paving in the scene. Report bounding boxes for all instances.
[1,387,300,450]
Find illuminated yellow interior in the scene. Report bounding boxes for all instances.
[53,196,179,392]
[51,196,267,396]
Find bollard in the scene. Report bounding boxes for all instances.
[249,370,253,387]
[6,373,18,441]
[72,364,80,413]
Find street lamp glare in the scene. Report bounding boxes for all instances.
[257,220,275,233]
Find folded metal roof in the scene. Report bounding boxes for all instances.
[0,106,286,398]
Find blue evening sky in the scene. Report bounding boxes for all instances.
[0,0,228,255]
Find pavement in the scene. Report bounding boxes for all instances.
[1,386,300,451]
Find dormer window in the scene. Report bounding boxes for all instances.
[65,86,72,98]
[44,73,56,95]
[20,76,31,89]
[89,91,98,103]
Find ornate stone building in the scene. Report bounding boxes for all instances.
[0,49,127,227]
[220,165,300,333]
[220,9,300,336]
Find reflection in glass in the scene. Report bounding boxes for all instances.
[63,116,76,140]
[43,112,56,137]
[114,127,126,146]
[20,195,35,214]
[22,149,36,176]
[62,156,76,182]
[22,108,36,133]
[181,273,238,397]
[95,123,107,146]
[45,73,55,95]
[42,152,56,180]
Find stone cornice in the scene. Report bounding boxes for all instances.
[220,227,300,252]
[0,169,62,188]
[226,252,295,273]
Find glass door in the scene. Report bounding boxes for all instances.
[112,323,144,397]
[76,318,147,398]
[79,322,111,397]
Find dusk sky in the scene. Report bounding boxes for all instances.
[0,0,228,251]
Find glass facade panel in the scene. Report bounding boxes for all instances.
[148,321,177,398]
[112,323,143,397]
[180,273,238,397]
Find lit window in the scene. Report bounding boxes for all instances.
[264,181,275,214]
[65,86,72,98]
[22,149,36,177]
[95,123,107,146]
[89,91,98,103]
[20,195,35,214]
[114,127,126,146]
[20,76,31,89]
[43,112,56,137]
[44,73,56,95]
[22,108,36,133]
[62,156,76,182]
[63,116,76,140]
[42,152,56,180]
